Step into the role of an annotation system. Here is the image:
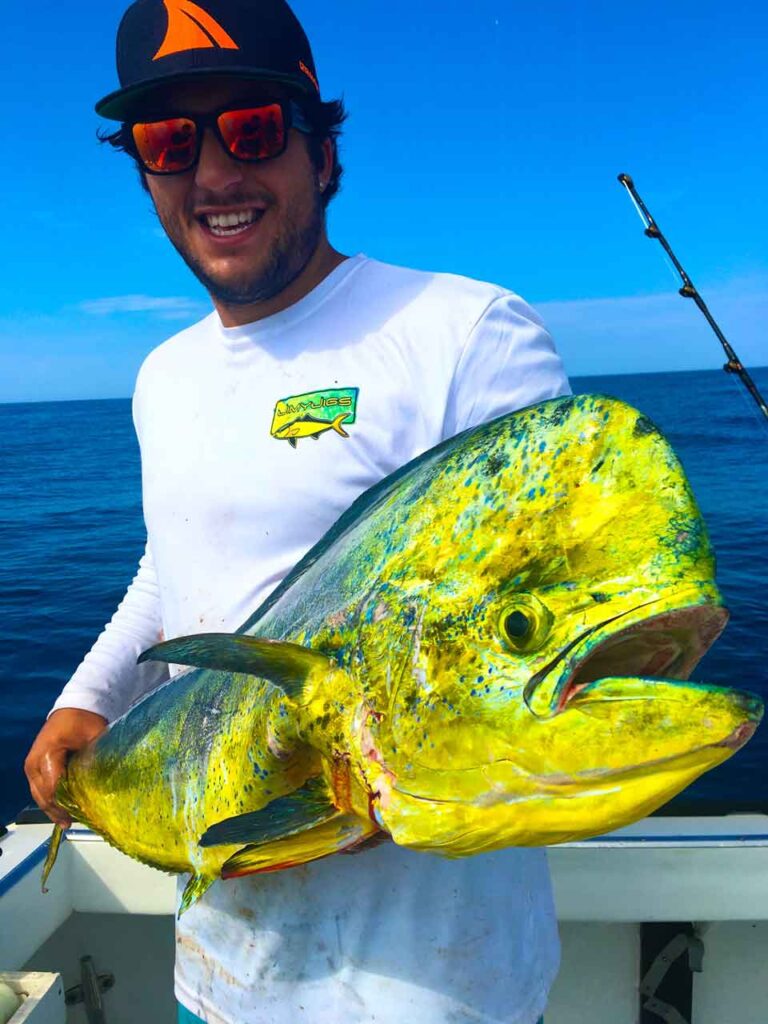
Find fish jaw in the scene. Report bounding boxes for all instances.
[360,593,763,853]
[369,678,762,853]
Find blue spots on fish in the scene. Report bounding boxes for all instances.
[402,606,417,627]
[483,451,507,478]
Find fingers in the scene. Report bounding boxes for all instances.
[23,710,106,829]
[24,743,71,828]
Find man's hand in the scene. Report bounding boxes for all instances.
[24,709,107,827]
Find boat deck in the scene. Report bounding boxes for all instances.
[3,816,768,1023]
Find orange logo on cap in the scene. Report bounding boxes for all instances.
[299,60,319,92]
[153,0,239,60]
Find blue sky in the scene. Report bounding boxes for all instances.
[1,0,766,402]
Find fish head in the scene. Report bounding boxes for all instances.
[358,395,763,852]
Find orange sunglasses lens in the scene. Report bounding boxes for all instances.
[132,117,197,174]
[217,104,286,161]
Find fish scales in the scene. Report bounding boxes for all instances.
[44,395,763,911]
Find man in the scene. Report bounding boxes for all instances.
[25,1,569,1022]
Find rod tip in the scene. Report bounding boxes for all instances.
[617,173,633,186]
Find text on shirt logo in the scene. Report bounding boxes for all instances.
[270,387,359,449]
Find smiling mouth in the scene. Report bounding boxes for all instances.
[198,207,266,237]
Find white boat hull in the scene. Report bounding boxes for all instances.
[3,817,768,1023]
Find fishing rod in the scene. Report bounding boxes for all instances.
[617,173,768,424]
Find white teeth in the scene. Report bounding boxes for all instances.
[204,209,261,233]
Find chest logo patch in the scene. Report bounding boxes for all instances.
[270,387,359,448]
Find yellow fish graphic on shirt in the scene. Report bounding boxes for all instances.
[271,388,359,448]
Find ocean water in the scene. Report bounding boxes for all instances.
[1,368,766,824]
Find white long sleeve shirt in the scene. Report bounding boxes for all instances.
[53,255,569,1024]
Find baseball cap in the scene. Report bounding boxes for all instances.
[96,0,320,121]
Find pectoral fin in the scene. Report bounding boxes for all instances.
[221,815,381,878]
[200,776,337,848]
[138,635,340,700]
[201,776,382,877]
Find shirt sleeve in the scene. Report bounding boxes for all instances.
[441,292,570,437]
[50,542,170,723]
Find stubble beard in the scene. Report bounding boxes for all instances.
[160,187,325,307]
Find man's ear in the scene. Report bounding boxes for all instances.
[319,137,334,190]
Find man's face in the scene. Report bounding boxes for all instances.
[139,78,328,307]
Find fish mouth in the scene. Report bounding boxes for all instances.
[524,598,729,718]
[720,720,759,750]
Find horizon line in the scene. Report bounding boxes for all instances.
[1,364,765,408]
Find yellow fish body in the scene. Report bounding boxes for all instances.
[45,395,762,913]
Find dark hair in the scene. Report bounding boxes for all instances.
[97,96,347,207]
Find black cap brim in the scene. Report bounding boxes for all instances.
[96,67,314,121]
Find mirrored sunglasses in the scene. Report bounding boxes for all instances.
[130,100,311,176]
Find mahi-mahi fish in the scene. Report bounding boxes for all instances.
[273,412,351,447]
[43,395,762,913]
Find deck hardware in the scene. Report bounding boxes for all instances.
[65,955,115,1024]
[640,924,703,1024]
[14,806,51,825]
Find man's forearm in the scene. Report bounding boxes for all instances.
[51,542,168,722]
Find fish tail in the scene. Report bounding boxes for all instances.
[178,873,214,916]
[331,413,350,437]
[41,824,65,893]
[53,774,81,822]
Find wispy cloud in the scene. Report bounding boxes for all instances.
[78,294,207,321]
[536,274,768,376]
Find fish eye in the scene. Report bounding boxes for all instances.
[498,596,552,653]
[504,611,531,638]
